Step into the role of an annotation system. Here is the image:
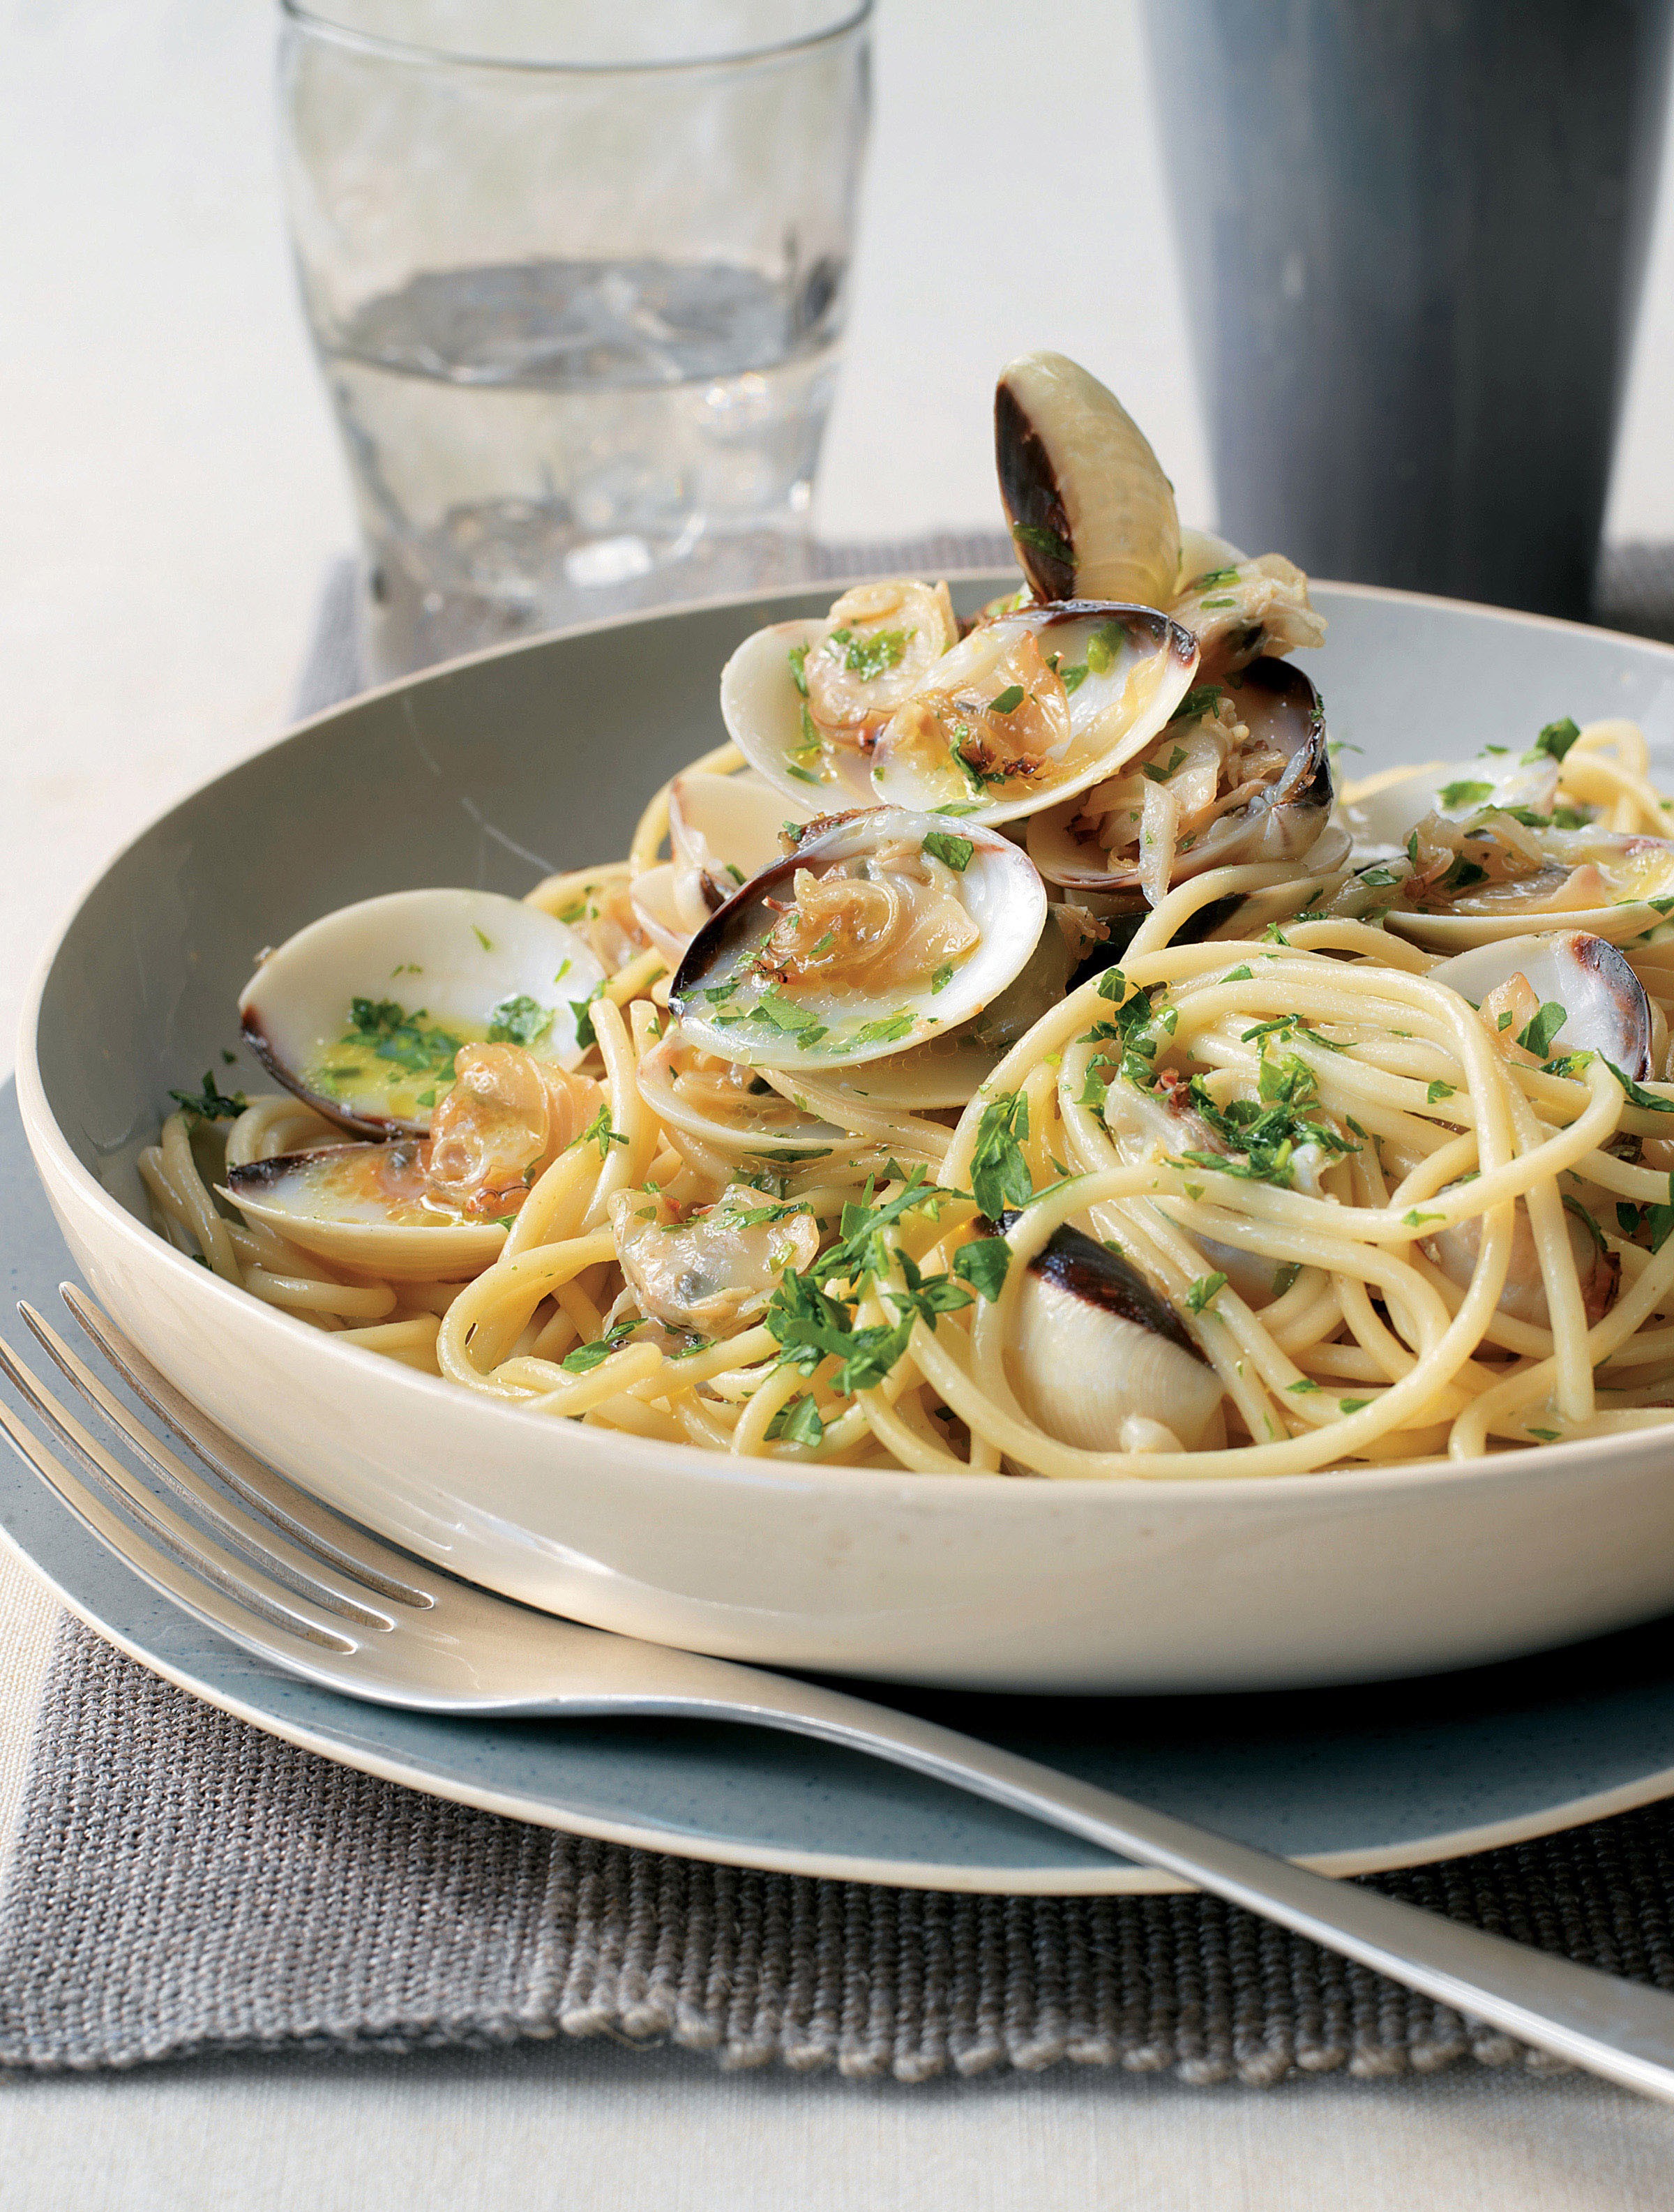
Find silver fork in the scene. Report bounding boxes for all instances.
[5,1291,1674,2102]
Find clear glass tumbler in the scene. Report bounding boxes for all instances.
[277,1,871,677]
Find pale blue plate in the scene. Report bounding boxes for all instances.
[8,1078,1674,1892]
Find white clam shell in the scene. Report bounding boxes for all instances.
[1426,931,1653,1079]
[1343,755,1560,861]
[239,889,605,1138]
[1027,656,1329,893]
[222,1144,507,1279]
[670,806,1048,1071]
[629,771,817,965]
[995,351,1182,608]
[723,603,1198,824]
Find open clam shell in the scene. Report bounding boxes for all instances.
[995,351,1181,608]
[1343,755,1561,862]
[1375,827,1674,952]
[669,806,1048,1071]
[723,601,1198,825]
[1426,931,1654,1080]
[239,889,605,1141]
[630,770,817,966]
[1025,657,1330,894]
[223,1143,508,1280]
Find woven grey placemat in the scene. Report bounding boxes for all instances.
[8,1616,1674,2083]
[6,536,1674,2086]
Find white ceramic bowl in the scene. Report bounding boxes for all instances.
[22,577,1674,1692]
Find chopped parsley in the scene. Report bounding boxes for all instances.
[988,684,1025,715]
[953,1236,1011,1302]
[921,830,974,872]
[1177,1053,1357,1189]
[1515,1002,1567,1059]
[344,998,463,1082]
[1525,716,1581,764]
[1604,1060,1674,1113]
[169,1071,248,1122]
[1426,1080,1456,1104]
[1189,566,1239,590]
[930,962,955,994]
[570,979,608,1052]
[850,1010,915,1050]
[1438,778,1495,808]
[560,1320,639,1374]
[767,1393,825,1448]
[787,641,810,696]
[1011,521,1072,567]
[1185,1272,1228,1315]
[1084,620,1126,677]
[487,993,555,1048]
[1142,746,1189,785]
[573,1105,628,1161]
[824,624,912,679]
[1172,683,1225,723]
[970,1092,1033,1221]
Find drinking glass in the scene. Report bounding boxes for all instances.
[277,1,871,677]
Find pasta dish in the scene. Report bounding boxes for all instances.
[143,353,1674,1479]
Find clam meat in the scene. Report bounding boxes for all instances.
[629,770,817,966]
[724,594,1200,825]
[222,1042,605,1278]
[239,888,605,1139]
[1026,656,1334,904]
[608,1184,821,1337]
[670,806,1048,1071]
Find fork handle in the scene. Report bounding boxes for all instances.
[658,1670,1674,2100]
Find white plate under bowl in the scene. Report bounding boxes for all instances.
[21,577,1674,1694]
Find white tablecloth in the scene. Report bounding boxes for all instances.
[7,0,1674,2197]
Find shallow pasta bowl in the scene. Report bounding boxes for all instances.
[21,577,1674,1694]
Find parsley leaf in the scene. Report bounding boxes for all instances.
[921,830,974,873]
[1185,1272,1227,1315]
[1438,778,1494,808]
[970,1093,1033,1222]
[1515,1002,1567,1058]
[560,1320,638,1374]
[767,1393,825,1448]
[988,684,1025,715]
[573,1105,628,1161]
[570,980,608,1051]
[787,641,810,696]
[1604,1060,1674,1113]
[1011,520,1072,567]
[1527,716,1581,763]
[169,1071,247,1122]
[487,993,555,1048]
[952,1236,1011,1301]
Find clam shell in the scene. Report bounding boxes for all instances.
[1026,656,1329,892]
[721,602,1198,825]
[669,806,1048,1071]
[995,352,1181,607]
[629,770,816,965]
[1426,931,1654,1078]
[239,889,605,1140]
[1342,755,1560,861]
[223,1144,506,1279]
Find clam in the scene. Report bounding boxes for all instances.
[1166,552,1326,678]
[995,351,1181,608]
[630,771,817,965]
[723,596,1200,824]
[1355,822,1674,952]
[1342,755,1562,862]
[221,1043,604,1278]
[1427,931,1654,1081]
[239,889,605,1139]
[1001,1218,1225,1453]
[223,1143,508,1281]
[794,917,1078,1111]
[608,1184,821,1337]
[669,806,1048,1071]
[1026,657,1332,901]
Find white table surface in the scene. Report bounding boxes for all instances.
[6,1,1674,2199]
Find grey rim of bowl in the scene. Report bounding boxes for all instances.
[277,0,873,76]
